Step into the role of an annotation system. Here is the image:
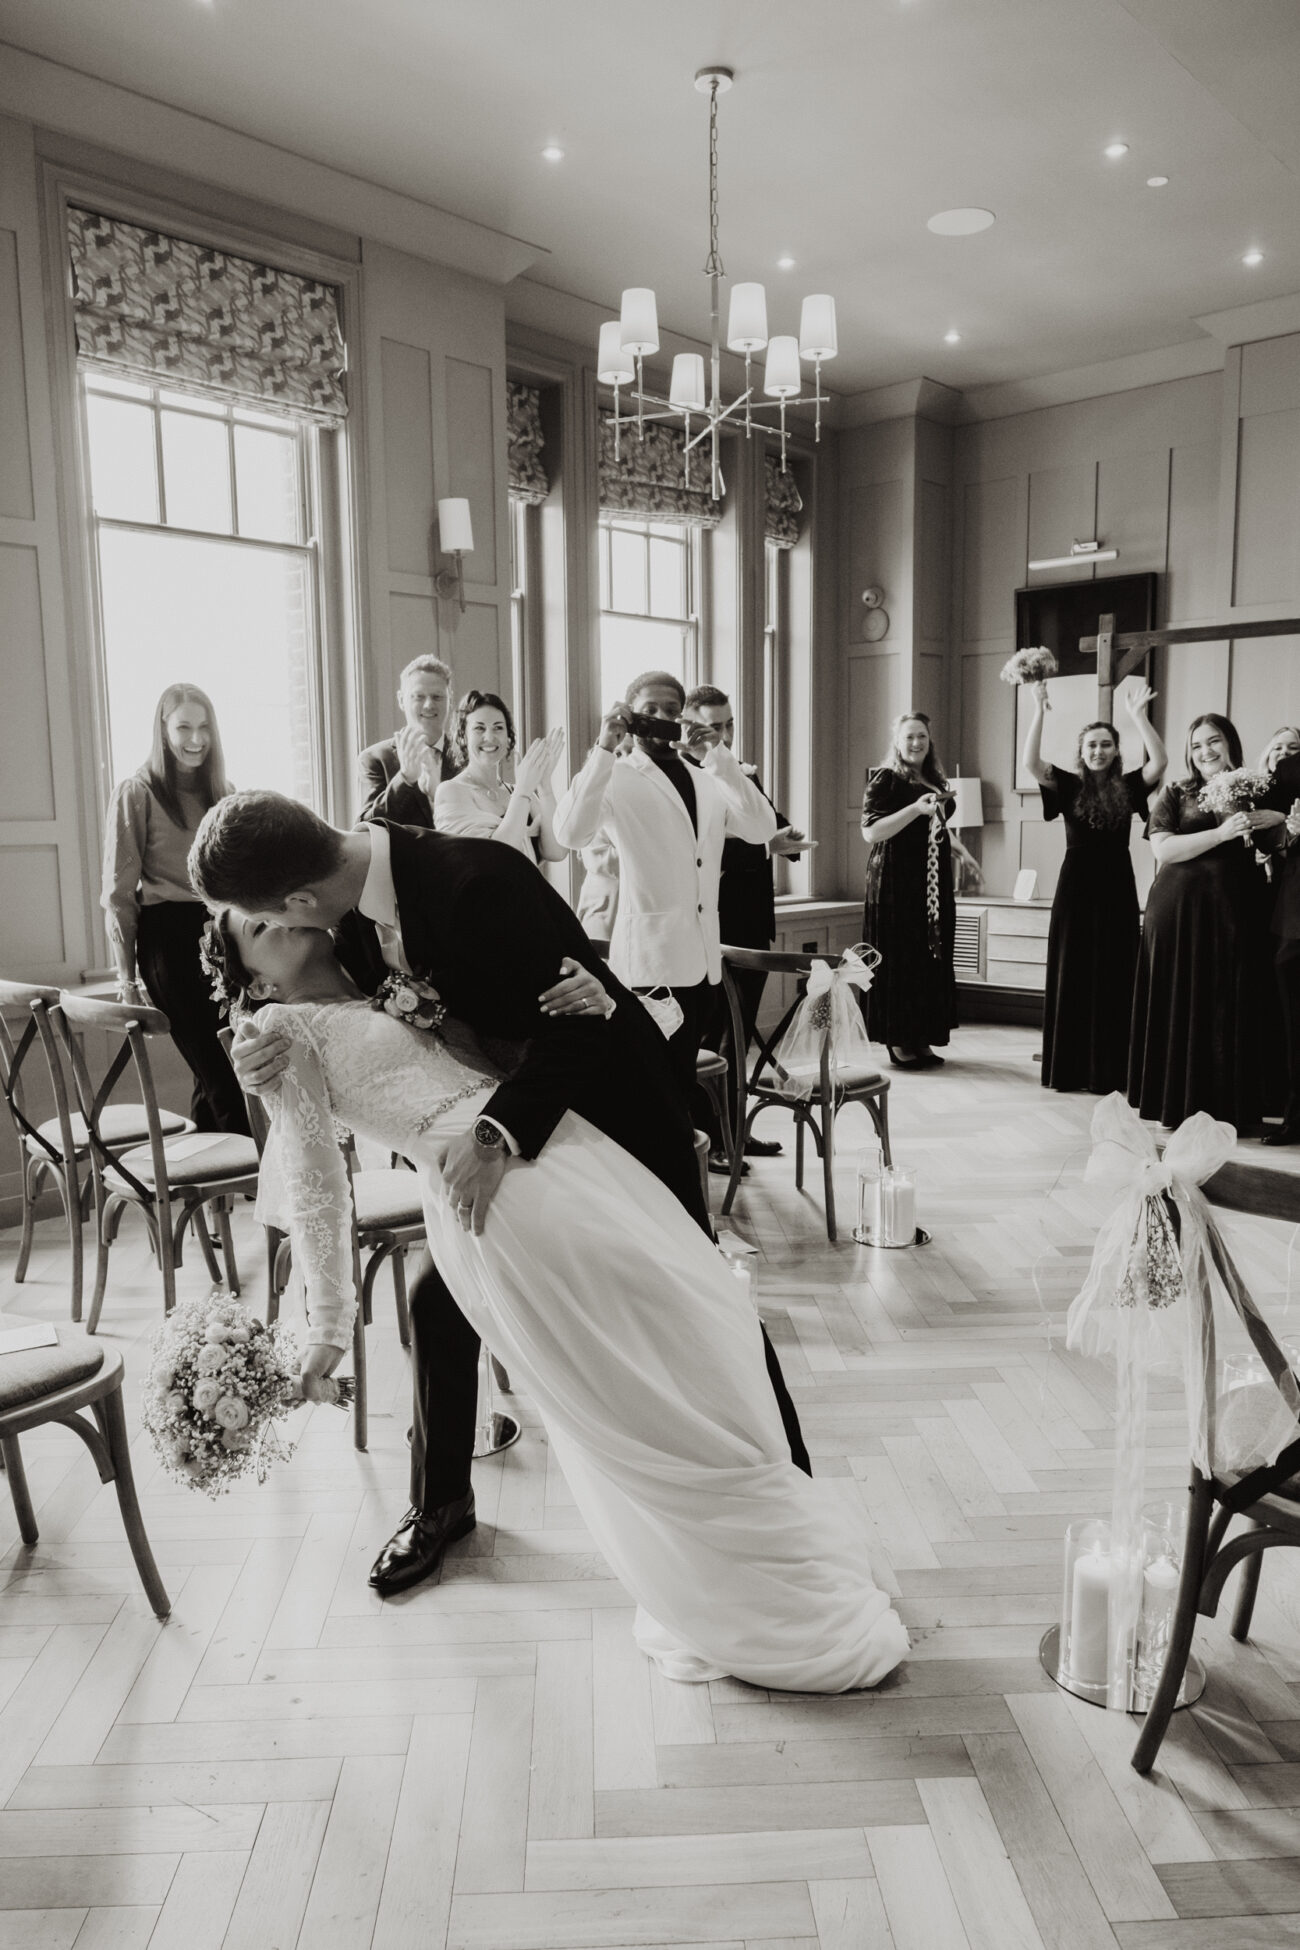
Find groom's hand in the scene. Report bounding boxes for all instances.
[441,1132,508,1235]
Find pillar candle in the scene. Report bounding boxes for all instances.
[1140,1554,1179,1646]
[1069,1546,1112,1688]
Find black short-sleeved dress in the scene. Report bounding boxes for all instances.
[1128,780,1274,1129]
[1038,765,1150,1093]
[860,767,956,1050]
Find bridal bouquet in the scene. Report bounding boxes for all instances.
[1198,767,1271,843]
[999,645,1059,693]
[142,1289,351,1496]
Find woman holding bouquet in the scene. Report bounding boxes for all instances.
[1023,682,1166,1092]
[1128,714,1280,1128]
[860,712,965,1068]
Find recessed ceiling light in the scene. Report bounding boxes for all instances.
[926,208,996,236]
[944,330,961,344]
[1104,141,1129,160]
[777,255,795,269]
[541,144,564,162]
[1243,248,1264,266]
[1146,175,1169,188]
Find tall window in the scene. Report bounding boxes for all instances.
[598,515,698,704]
[81,372,323,803]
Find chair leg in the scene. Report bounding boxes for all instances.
[268,1234,292,1324]
[392,1249,411,1350]
[56,1164,85,1325]
[822,1098,837,1242]
[351,1305,368,1452]
[795,1114,806,1190]
[721,1105,757,1218]
[871,1087,894,1167]
[14,1162,36,1285]
[189,1205,224,1287]
[93,1385,170,1619]
[1132,1475,1216,1774]
[1230,1531,1265,1641]
[1,1435,38,1546]
[158,1201,179,1315]
[490,1354,512,1394]
[85,1182,116,1337]
[213,1200,240,1298]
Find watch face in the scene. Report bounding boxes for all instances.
[473,1118,504,1149]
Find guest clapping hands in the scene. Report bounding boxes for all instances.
[434,692,566,865]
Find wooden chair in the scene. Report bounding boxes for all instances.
[57,992,259,1332]
[696,1046,735,1169]
[718,946,892,1240]
[1130,1158,1300,1773]
[0,981,194,1324]
[1,1327,169,1618]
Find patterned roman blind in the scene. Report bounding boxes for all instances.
[67,205,347,426]
[764,453,803,549]
[507,382,548,505]
[598,414,722,529]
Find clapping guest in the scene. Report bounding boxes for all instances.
[101,683,248,1134]
[357,655,460,827]
[859,713,957,1070]
[1129,714,1280,1130]
[434,693,566,866]
[1261,726,1300,775]
[1023,681,1166,1093]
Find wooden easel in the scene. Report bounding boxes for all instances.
[1082,613,1300,725]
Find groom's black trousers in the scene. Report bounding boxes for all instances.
[407,1252,811,1510]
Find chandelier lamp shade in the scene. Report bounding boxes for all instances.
[597,67,837,497]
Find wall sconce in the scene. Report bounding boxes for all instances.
[1027,539,1119,572]
[434,497,474,611]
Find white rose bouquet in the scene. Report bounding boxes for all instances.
[141,1289,351,1496]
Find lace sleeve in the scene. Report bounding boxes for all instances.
[250,1008,357,1352]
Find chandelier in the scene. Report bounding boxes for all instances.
[596,66,837,500]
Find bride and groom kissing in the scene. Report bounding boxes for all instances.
[190,789,907,1691]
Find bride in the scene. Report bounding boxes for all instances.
[204,910,908,1693]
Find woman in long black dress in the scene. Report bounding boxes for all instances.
[1128,713,1281,1129]
[860,713,966,1068]
[1023,681,1166,1092]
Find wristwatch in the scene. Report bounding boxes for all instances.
[472,1117,508,1153]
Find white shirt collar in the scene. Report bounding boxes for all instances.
[358,821,400,931]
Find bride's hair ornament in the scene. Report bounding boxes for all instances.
[199,911,249,1020]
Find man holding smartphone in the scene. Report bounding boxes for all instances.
[554,670,777,1099]
[680,686,816,1170]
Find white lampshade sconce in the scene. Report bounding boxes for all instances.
[434,498,474,612]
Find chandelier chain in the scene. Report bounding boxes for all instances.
[703,80,724,279]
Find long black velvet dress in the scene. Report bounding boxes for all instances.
[1127,781,1274,1129]
[1039,765,1149,1093]
[860,767,956,1050]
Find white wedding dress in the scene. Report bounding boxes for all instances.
[252,999,908,1692]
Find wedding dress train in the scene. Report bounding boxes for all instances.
[253,999,908,1691]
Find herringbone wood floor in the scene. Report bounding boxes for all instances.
[4,1024,1300,1949]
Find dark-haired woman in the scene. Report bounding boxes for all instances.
[433,692,565,865]
[1023,681,1166,1092]
[101,683,248,1134]
[860,712,970,1068]
[1128,713,1281,1130]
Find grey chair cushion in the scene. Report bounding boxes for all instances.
[353,1169,425,1232]
[0,1327,106,1414]
[28,1103,193,1157]
[112,1133,260,1187]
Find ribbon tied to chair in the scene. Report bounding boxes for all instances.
[1066,1092,1300,1705]
[771,944,880,1102]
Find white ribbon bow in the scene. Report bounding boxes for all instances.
[804,943,878,1000]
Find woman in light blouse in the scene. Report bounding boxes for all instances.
[101,683,248,1134]
[433,691,566,866]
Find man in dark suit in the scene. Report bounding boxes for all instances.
[1262,757,1300,1142]
[191,792,809,1595]
[681,686,815,1171]
[357,654,462,827]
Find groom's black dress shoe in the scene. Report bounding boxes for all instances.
[1263,1126,1300,1147]
[369,1492,476,1596]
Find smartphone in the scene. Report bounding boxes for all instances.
[626,711,681,743]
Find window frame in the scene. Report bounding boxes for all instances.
[596,511,703,700]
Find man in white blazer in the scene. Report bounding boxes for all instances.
[554,669,777,1097]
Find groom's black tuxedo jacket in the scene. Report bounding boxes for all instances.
[335,820,709,1231]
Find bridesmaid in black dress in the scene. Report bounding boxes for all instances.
[1128,714,1282,1129]
[860,713,974,1069]
[1023,681,1166,1092]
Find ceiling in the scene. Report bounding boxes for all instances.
[2,0,1299,398]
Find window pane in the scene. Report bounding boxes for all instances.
[97,527,315,804]
[86,373,153,401]
[161,410,232,533]
[600,614,685,706]
[649,536,686,618]
[235,405,298,430]
[159,387,226,416]
[85,393,159,523]
[234,424,301,543]
[609,525,646,613]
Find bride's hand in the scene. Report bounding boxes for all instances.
[298,1343,345,1403]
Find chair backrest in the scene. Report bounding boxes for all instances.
[1203,1161,1300,1226]
[720,942,880,1096]
[56,990,173,1204]
[0,981,73,1168]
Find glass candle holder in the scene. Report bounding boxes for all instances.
[877,1165,917,1248]
[1059,1518,1113,1702]
[853,1142,883,1245]
[1133,1511,1186,1712]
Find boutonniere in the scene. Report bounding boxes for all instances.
[371,970,446,1033]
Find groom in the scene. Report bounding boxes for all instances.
[190,791,810,1594]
